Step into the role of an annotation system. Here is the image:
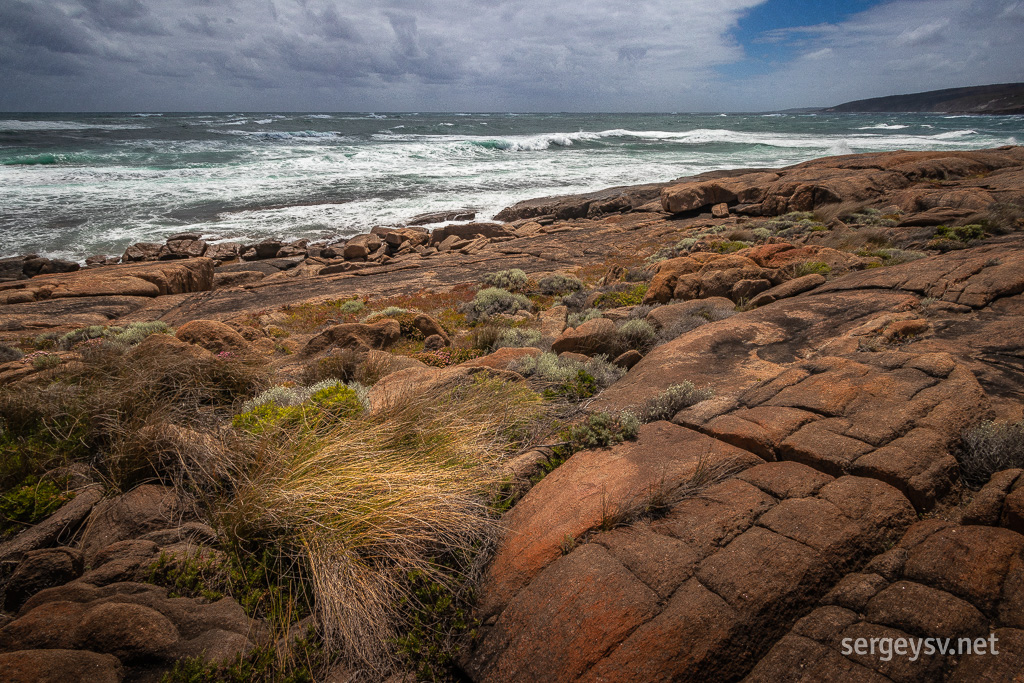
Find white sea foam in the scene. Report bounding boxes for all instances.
[856,124,909,130]
[0,120,147,131]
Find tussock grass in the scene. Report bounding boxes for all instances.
[219,376,546,675]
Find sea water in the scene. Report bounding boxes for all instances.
[1,112,1022,262]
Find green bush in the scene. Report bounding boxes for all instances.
[339,299,365,314]
[31,354,61,371]
[935,224,985,242]
[482,269,530,292]
[233,382,364,435]
[462,288,532,322]
[793,261,831,277]
[537,274,584,296]
[0,346,24,363]
[593,284,648,308]
[710,240,750,254]
[0,475,74,537]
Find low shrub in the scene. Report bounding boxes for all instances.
[935,224,985,242]
[462,288,532,322]
[635,382,714,423]
[513,352,625,401]
[793,261,831,277]
[616,319,657,353]
[710,240,750,254]
[593,283,648,308]
[340,299,365,314]
[494,328,543,350]
[31,354,61,371]
[232,382,364,436]
[977,201,1024,234]
[483,269,530,292]
[0,345,23,363]
[558,289,589,312]
[566,308,602,329]
[957,420,1024,488]
[537,273,584,296]
[0,475,74,537]
[467,324,505,352]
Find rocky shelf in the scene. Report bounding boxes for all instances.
[1,146,1024,681]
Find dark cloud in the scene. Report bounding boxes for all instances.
[0,0,1019,111]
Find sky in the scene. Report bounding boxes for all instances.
[0,0,1021,112]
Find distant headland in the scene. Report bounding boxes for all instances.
[824,82,1024,115]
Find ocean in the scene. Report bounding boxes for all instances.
[2,112,1022,262]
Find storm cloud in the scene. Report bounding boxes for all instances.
[0,0,1020,111]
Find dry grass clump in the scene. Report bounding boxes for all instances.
[958,420,1024,488]
[219,375,546,675]
[0,340,270,492]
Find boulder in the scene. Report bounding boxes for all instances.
[750,273,826,307]
[3,547,84,611]
[412,313,449,342]
[159,239,206,260]
[302,320,401,356]
[121,243,162,262]
[0,649,123,683]
[551,317,618,356]
[423,334,447,351]
[174,319,250,355]
[203,242,241,262]
[80,485,185,562]
[408,209,476,226]
[241,240,283,261]
[644,297,735,330]
[0,485,103,564]
[75,601,180,662]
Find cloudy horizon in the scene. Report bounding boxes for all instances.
[0,0,1021,113]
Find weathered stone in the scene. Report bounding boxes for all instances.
[0,649,123,683]
[551,317,618,356]
[302,320,402,355]
[750,273,826,307]
[80,485,185,562]
[3,547,84,611]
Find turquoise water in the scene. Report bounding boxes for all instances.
[1,112,1022,261]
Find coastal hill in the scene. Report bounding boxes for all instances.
[1,147,1024,681]
[825,82,1024,115]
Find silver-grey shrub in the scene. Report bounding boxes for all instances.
[958,420,1024,488]
[538,274,584,295]
[483,269,530,292]
[463,287,532,322]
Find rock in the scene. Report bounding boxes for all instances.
[465,347,541,371]
[495,182,668,221]
[551,317,618,356]
[79,539,160,586]
[539,306,567,338]
[428,223,512,244]
[961,469,1022,526]
[174,319,250,355]
[203,242,241,262]
[74,601,180,662]
[711,202,730,218]
[0,649,123,683]
[644,297,735,330]
[613,349,643,369]
[1003,487,1024,534]
[302,320,402,355]
[23,257,80,277]
[0,259,214,304]
[750,273,826,307]
[121,242,162,262]
[159,238,206,260]
[412,313,449,342]
[3,547,84,611]
[214,270,266,289]
[883,318,930,340]
[0,485,103,564]
[373,227,429,250]
[130,333,218,364]
[408,209,476,226]
[730,278,772,302]
[422,334,447,351]
[241,240,283,260]
[80,485,185,562]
